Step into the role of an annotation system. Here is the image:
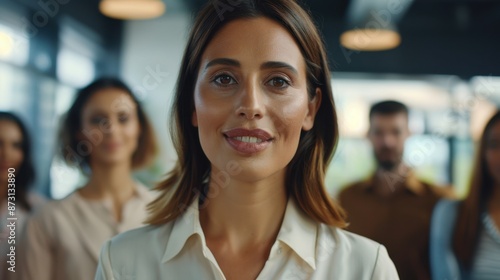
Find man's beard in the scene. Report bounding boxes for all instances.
[378,160,398,171]
[375,149,402,171]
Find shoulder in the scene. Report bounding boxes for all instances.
[318,225,399,279]
[26,191,48,209]
[104,222,174,261]
[324,225,382,257]
[33,192,78,215]
[338,180,369,198]
[430,198,461,235]
[421,181,457,199]
[27,192,81,228]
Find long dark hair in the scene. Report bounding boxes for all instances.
[453,110,500,267]
[0,112,35,211]
[146,0,346,228]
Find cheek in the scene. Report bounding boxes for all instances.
[486,149,500,168]
[12,150,24,167]
[274,98,309,138]
[194,90,232,135]
[123,120,141,144]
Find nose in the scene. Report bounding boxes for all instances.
[101,119,118,136]
[235,81,264,120]
[381,134,396,148]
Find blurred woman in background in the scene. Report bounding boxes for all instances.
[19,77,159,280]
[0,111,45,279]
[431,110,500,280]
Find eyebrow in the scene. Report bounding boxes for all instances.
[204,58,298,75]
[205,58,240,69]
[260,61,298,75]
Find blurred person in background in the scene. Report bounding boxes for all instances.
[338,100,454,280]
[18,77,159,280]
[0,112,45,279]
[94,1,399,279]
[430,110,500,280]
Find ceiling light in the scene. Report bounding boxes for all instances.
[99,0,165,20]
[340,27,401,51]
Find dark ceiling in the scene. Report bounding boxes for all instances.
[5,0,500,79]
[186,0,500,79]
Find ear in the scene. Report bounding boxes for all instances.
[192,110,198,127]
[302,87,322,131]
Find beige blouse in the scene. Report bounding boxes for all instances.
[18,183,155,280]
[0,193,46,280]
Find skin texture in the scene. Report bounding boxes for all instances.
[368,112,410,196]
[486,121,500,231]
[77,89,141,222]
[0,120,24,201]
[192,17,320,280]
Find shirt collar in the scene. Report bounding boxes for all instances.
[162,197,204,263]
[161,196,319,270]
[360,170,426,196]
[276,197,318,270]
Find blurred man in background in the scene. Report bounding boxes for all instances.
[338,100,454,280]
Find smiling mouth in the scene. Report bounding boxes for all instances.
[231,136,265,143]
[222,128,274,154]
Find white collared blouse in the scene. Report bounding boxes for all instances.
[95,196,399,280]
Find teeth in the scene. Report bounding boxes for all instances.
[234,136,263,143]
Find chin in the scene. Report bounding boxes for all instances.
[94,154,131,166]
[378,161,398,170]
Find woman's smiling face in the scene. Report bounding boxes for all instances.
[193,17,320,182]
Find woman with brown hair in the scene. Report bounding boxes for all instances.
[430,110,500,280]
[19,77,158,280]
[0,112,45,279]
[95,1,398,279]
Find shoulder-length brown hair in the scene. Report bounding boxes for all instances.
[146,0,346,228]
[453,110,500,267]
[60,77,158,171]
[0,112,36,211]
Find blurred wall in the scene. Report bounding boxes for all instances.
[120,11,192,185]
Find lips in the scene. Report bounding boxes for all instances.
[223,128,273,154]
[103,142,121,151]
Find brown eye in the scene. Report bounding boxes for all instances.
[90,117,105,125]
[214,74,236,86]
[268,77,289,89]
[119,115,129,123]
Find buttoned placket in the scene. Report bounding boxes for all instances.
[98,195,140,235]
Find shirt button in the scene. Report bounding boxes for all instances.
[278,247,282,254]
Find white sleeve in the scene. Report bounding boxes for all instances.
[371,245,400,280]
[95,240,115,280]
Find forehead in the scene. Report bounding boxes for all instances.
[0,120,22,139]
[370,113,408,128]
[83,88,136,114]
[201,17,305,71]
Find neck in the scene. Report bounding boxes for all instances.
[80,161,136,203]
[374,163,409,196]
[200,168,287,252]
